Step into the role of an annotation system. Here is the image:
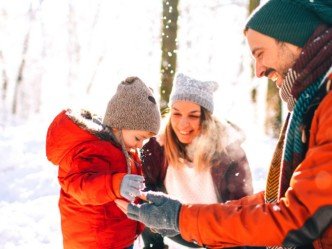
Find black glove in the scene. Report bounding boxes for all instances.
[127,191,181,237]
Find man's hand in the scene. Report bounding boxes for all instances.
[120,174,145,201]
[116,191,181,236]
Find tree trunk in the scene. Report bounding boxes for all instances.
[12,31,30,115]
[159,0,179,115]
[248,0,260,14]
[86,1,102,94]
[67,2,80,89]
[0,51,8,102]
[247,0,282,137]
[248,0,260,104]
[86,55,103,94]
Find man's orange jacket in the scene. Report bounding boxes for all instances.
[179,91,332,248]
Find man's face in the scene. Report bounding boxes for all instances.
[246,29,301,88]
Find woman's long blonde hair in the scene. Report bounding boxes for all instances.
[163,107,228,171]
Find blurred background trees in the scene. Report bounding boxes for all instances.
[0,0,283,137]
[248,0,282,138]
[159,0,179,115]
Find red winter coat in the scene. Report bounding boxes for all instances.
[46,110,144,249]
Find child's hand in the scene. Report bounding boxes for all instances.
[115,193,147,213]
[120,174,145,201]
[115,199,130,214]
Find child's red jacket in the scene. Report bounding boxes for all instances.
[46,109,144,249]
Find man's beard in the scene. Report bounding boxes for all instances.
[278,44,299,83]
[264,51,298,86]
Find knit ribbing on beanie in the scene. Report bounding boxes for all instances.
[171,93,214,114]
[246,0,323,47]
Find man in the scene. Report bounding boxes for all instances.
[115,0,332,248]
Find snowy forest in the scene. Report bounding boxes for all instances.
[0,0,282,248]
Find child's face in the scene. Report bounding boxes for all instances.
[121,129,153,151]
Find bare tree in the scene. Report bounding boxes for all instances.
[248,0,260,14]
[85,1,103,95]
[12,4,33,115]
[0,51,8,103]
[247,0,282,137]
[65,0,104,96]
[0,8,8,116]
[86,55,103,94]
[159,0,179,115]
[248,0,260,104]
[67,2,81,89]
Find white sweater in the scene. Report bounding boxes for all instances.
[164,162,218,204]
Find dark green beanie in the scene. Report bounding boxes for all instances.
[246,0,332,47]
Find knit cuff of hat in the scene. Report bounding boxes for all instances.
[246,0,323,47]
[171,93,214,113]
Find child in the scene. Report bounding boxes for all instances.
[46,76,160,249]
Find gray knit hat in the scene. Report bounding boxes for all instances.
[103,76,161,134]
[170,73,218,113]
[246,0,332,47]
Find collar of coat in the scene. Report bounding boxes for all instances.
[66,108,121,148]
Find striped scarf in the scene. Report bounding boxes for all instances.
[265,24,332,249]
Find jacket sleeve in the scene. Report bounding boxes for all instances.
[178,93,332,248]
[224,191,265,206]
[140,137,166,191]
[224,144,254,200]
[59,144,126,205]
[140,138,168,248]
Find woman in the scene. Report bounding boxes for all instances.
[140,73,253,248]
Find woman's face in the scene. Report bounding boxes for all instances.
[170,101,201,144]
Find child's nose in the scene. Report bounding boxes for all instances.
[136,140,144,149]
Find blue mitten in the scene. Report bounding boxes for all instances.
[120,174,145,201]
[127,191,181,236]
